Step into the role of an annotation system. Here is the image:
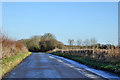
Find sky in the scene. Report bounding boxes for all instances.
[2,2,118,45]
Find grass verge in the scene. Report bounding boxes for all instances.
[48,52,120,76]
[1,52,32,77]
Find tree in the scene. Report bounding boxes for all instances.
[68,39,74,49]
[39,39,64,52]
[68,39,74,46]
[83,39,90,48]
[31,35,41,41]
[20,33,64,52]
[90,38,97,49]
[41,33,56,40]
[76,39,82,46]
[90,38,97,46]
[39,39,47,52]
[20,35,41,52]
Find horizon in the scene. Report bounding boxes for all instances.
[2,2,118,45]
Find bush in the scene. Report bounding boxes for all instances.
[2,34,28,59]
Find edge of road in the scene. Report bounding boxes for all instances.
[47,53,120,79]
[2,52,32,78]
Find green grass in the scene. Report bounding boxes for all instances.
[49,52,120,75]
[1,52,32,77]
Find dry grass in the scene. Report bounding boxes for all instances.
[50,47,120,74]
[54,46,120,63]
[1,34,28,59]
[0,32,30,78]
[1,52,31,78]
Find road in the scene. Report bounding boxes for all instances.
[3,53,118,79]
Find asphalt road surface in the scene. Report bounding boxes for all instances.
[4,53,114,79]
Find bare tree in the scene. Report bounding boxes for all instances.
[68,39,74,49]
[90,38,97,49]
[90,38,97,46]
[76,39,82,46]
[83,39,90,48]
[68,39,74,46]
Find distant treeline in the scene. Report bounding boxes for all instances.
[66,38,118,49]
[20,33,119,52]
[64,44,117,49]
[20,33,64,52]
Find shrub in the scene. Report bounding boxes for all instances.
[2,34,28,59]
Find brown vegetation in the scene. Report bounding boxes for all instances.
[53,46,120,63]
[1,34,28,59]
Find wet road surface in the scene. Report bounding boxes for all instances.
[5,53,88,78]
